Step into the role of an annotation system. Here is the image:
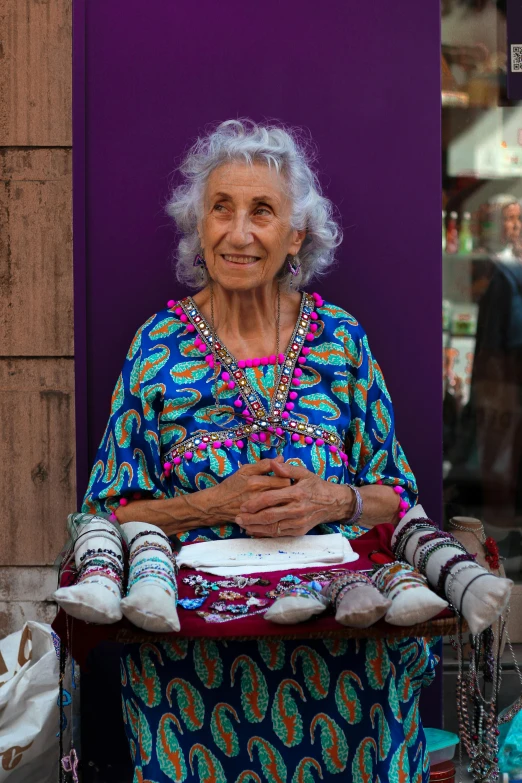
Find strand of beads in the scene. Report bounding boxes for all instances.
[453,617,502,782]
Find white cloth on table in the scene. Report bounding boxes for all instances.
[177,532,359,575]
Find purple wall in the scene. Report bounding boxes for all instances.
[76,0,442,519]
[74,0,442,716]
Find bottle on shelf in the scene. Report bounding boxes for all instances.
[442,210,447,252]
[445,211,459,254]
[458,211,473,254]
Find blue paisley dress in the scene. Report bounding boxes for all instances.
[83,292,438,782]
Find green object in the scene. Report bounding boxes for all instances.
[424,728,459,754]
[459,211,473,254]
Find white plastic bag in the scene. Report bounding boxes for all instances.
[0,622,65,783]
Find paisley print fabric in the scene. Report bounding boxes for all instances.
[83,294,435,780]
[121,637,439,782]
[83,293,418,540]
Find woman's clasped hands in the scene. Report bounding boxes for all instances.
[228,456,354,538]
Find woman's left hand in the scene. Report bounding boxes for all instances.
[235,460,354,537]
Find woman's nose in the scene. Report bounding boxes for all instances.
[228,213,253,245]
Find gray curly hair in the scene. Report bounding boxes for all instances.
[165,119,342,289]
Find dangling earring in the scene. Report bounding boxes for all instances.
[287,255,301,276]
[193,253,206,268]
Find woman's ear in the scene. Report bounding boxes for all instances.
[290,228,307,255]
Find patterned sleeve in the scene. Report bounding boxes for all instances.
[81,316,170,514]
[345,324,418,508]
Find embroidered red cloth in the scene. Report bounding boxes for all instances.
[52,523,450,667]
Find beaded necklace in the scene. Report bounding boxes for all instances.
[452,614,502,782]
[447,520,501,571]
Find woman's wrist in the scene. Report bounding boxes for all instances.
[322,483,357,524]
[113,485,227,534]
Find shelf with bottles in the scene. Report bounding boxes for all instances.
[443,298,478,338]
[442,199,522,260]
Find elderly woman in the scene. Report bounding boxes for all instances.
[83,120,437,782]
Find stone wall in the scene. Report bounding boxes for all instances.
[0,0,74,636]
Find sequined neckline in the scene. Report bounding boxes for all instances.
[184,291,315,421]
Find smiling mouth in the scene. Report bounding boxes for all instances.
[221,254,260,265]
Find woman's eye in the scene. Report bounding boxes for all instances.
[213,204,226,212]
[254,207,271,216]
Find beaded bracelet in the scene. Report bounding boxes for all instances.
[324,572,366,603]
[386,577,427,598]
[128,571,177,591]
[129,542,176,565]
[77,558,123,576]
[128,564,176,582]
[279,584,323,601]
[379,570,427,593]
[371,561,408,587]
[78,547,123,563]
[334,579,373,606]
[325,573,371,606]
[128,529,172,548]
[436,551,477,595]
[393,520,437,560]
[78,565,123,583]
[385,570,426,586]
[412,530,456,561]
[79,557,124,574]
[345,485,363,525]
[78,570,123,594]
[130,567,175,583]
[130,566,175,581]
[78,578,121,597]
[74,526,121,542]
[459,572,491,614]
[74,531,122,553]
[446,562,480,609]
[128,555,172,568]
[416,539,467,577]
[372,562,426,592]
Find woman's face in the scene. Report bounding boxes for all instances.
[502,203,522,244]
[198,161,306,291]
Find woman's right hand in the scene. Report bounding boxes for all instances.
[202,456,292,524]
[115,456,291,535]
